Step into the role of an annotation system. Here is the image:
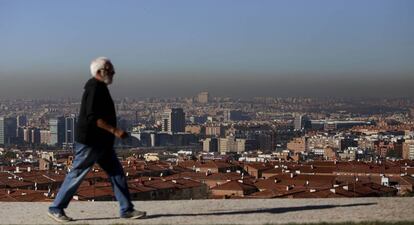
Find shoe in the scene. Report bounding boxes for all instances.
[47,208,73,223]
[120,210,147,219]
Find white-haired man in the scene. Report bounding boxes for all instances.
[48,57,146,222]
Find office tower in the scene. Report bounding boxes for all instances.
[0,116,17,145]
[64,114,77,149]
[17,127,24,139]
[17,115,27,127]
[1,117,6,145]
[161,108,185,133]
[49,117,65,147]
[294,115,311,131]
[31,128,41,144]
[23,128,32,143]
[16,116,26,144]
[197,92,209,104]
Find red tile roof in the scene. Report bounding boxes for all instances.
[212,180,258,193]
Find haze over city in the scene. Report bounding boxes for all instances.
[2,3,414,223]
[1,0,413,98]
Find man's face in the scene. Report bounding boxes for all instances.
[100,62,115,85]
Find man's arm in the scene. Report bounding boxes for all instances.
[96,119,128,139]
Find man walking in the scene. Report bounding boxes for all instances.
[48,57,146,222]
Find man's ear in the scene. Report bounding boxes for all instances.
[97,70,104,77]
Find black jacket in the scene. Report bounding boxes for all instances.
[75,78,116,147]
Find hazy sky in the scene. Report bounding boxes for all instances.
[1,0,413,99]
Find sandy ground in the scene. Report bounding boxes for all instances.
[1,197,413,224]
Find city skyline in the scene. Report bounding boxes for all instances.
[1,0,414,98]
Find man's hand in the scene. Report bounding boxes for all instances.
[113,128,129,139]
[97,119,129,139]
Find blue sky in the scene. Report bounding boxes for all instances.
[1,0,413,98]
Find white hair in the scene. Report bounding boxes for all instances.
[90,57,112,77]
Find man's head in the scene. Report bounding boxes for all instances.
[90,57,115,85]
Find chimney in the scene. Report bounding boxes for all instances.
[286,186,290,191]
[274,178,278,183]
[290,173,294,178]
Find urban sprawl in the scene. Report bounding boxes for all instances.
[1,93,414,201]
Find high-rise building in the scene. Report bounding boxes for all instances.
[294,115,311,131]
[17,115,27,127]
[0,117,6,145]
[40,130,51,145]
[254,132,274,151]
[31,128,41,144]
[23,127,32,143]
[63,114,77,149]
[197,92,209,104]
[161,108,185,133]
[403,140,414,160]
[205,125,224,137]
[49,117,65,147]
[218,136,246,154]
[0,116,17,145]
[203,137,218,152]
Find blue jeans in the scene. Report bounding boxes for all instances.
[49,142,134,216]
